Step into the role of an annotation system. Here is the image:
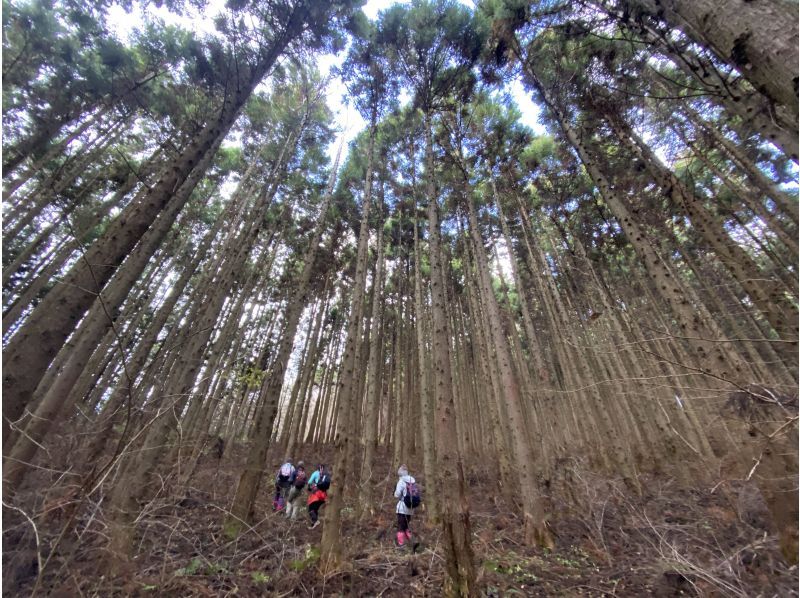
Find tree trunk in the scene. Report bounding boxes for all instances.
[422,112,475,595]
[3,151,221,489]
[628,0,798,120]
[225,142,343,536]
[320,117,376,569]
[2,26,301,441]
[681,102,799,225]
[463,184,553,546]
[2,165,142,332]
[286,292,329,458]
[605,110,798,357]
[637,22,798,160]
[358,215,386,518]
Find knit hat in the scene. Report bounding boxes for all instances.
[297,461,304,468]
[398,465,408,477]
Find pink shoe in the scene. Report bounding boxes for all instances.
[395,531,406,547]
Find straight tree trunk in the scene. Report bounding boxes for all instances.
[421,112,475,595]
[4,115,128,246]
[3,151,221,489]
[2,104,112,201]
[358,216,386,518]
[680,102,799,225]
[105,168,289,558]
[320,115,377,569]
[637,24,798,160]
[2,18,306,441]
[225,142,344,535]
[463,184,553,546]
[605,111,798,355]
[516,46,798,558]
[605,3,799,159]
[286,292,329,458]
[2,164,143,332]
[626,0,798,120]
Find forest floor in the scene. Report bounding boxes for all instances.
[3,443,797,597]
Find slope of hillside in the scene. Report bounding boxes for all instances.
[4,443,796,596]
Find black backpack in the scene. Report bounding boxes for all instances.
[317,473,331,491]
[403,481,421,508]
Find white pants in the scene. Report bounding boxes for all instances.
[285,489,302,519]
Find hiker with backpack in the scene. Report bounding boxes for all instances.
[273,459,295,512]
[394,464,420,549]
[307,466,331,529]
[307,463,325,491]
[285,461,307,520]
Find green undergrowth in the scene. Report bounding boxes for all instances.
[289,545,320,571]
[174,556,230,577]
[483,550,540,592]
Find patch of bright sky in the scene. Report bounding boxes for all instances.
[322,0,545,153]
[108,0,546,160]
[107,1,222,39]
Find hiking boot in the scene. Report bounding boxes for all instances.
[395,531,406,548]
[308,520,320,530]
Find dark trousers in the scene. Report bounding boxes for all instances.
[275,482,289,500]
[397,513,411,532]
[309,500,324,523]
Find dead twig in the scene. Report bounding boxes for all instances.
[2,501,43,596]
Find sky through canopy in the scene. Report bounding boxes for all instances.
[106,0,544,158]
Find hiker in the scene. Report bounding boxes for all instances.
[394,464,420,549]
[307,467,331,529]
[285,461,307,520]
[273,459,295,512]
[307,463,325,491]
